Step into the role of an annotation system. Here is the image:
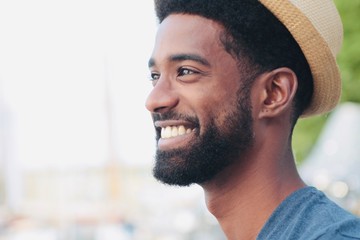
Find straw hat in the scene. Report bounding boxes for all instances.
[259,0,343,117]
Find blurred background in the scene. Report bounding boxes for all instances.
[0,0,359,239]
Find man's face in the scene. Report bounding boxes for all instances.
[146,14,254,186]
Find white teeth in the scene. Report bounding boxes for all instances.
[171,126,178,137]
[178,125,186,135]
[164,126,172,138]
[161,125,193,139]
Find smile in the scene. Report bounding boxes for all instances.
[161,125,194,139]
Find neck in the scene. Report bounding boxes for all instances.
[201,136,305,239]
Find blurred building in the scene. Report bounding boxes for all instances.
[0,93,225,239]
[0,96,24,214]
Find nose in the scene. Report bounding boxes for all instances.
[145,78,179,114]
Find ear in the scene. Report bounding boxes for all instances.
[257,68,298,119]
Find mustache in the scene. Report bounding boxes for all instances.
[152,111,199,126]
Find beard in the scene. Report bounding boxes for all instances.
[152,84,254,186]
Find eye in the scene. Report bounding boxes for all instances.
[148,72,160,86]
[178,67,197,76]
[149,72,160,81]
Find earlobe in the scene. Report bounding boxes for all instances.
[258,68,298,119]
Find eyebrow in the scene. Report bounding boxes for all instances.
[148,53,211,68]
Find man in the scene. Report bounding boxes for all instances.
[145,0,360,239]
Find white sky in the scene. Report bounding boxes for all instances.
[0,0,158,169]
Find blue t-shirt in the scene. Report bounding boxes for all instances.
[257,186,360,240]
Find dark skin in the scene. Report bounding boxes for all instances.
[146,14,306,239]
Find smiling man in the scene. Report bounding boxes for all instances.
[145,0,360,239]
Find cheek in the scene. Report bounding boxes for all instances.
[196,89,240,130]
[211,82,240,118]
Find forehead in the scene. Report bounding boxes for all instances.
[151,14,227,64]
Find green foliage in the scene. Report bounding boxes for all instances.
[293,1,360,164]
[335,0,360,103]
[293,115,328,164]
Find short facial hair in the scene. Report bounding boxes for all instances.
[152,82,254,186]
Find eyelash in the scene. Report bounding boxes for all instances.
[177,67,197,76]
[149,67,199,83]
[149,73,160,81]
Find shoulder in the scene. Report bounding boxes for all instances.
[257,187,360,240]
[316,219,360,240]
